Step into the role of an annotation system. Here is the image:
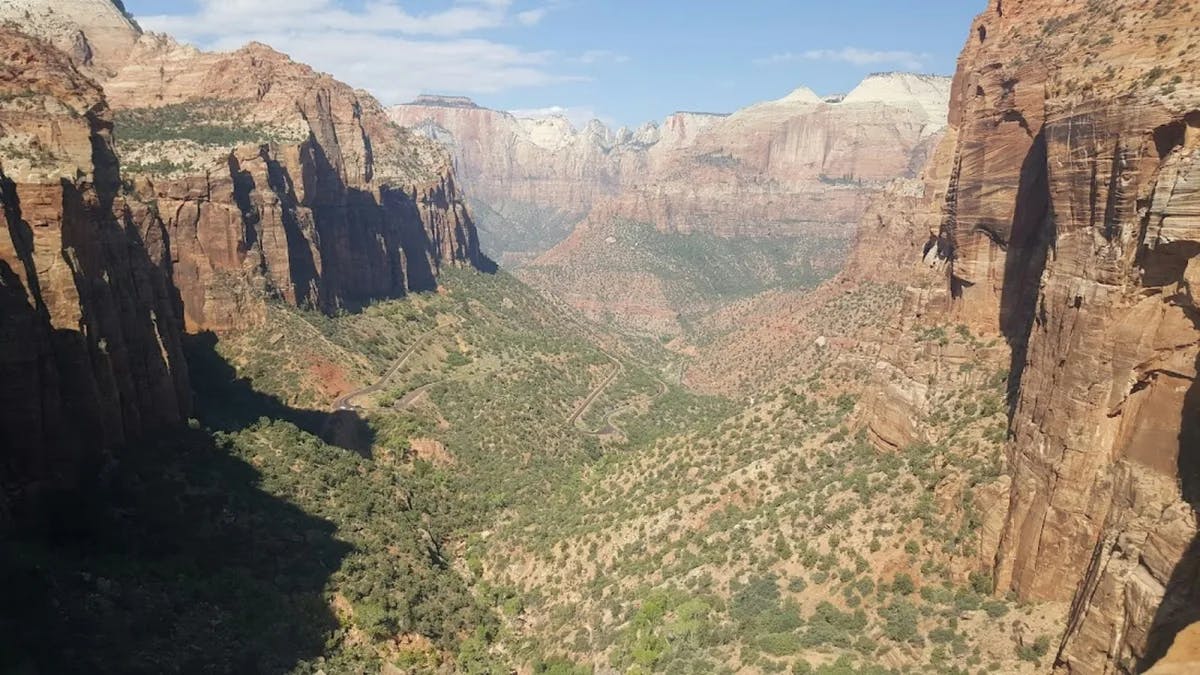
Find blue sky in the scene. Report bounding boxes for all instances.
[124,0,984,128]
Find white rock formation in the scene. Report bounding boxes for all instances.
[388,72,954,261]
[842,72,953,130]
[0,0,140,73]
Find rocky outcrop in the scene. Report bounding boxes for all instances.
[389,98,647,265]
[390,95,656,211]
[390,74,951,263]
[842,72,953,129]
[0,28,190,521]
[102,39,482,332]
[843,1,1200,672]
[417,76,952,333]
[0,0,140,75]
[0,1,484,334]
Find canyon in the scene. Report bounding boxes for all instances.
[1,0,1198,673]
[0,0,481,514]
[590,0,1200,670]
[392,76,952,333]
[391,74,951,254]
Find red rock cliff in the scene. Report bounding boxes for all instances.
[1,1,484,333]
[104,38,482,332]
[0,28,190,519]
[852,0,1200,671]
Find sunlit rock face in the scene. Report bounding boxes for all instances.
[389,74,951,264]
[843,0,1200,671]
[0,0,141,75]
[0,0,485,334]
[104,38,483,332]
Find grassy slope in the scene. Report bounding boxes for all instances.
[479,337,1062,674]
[3,269,1064,674]
[214,269,1064,673]
[519,220,850,338]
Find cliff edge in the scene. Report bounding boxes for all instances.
[849,0,1200,671]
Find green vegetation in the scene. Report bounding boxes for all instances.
[817,173,867,187]
[114,100,298,149]
[520,219,851,337]
[613,221,845,304]
[3,268,1054,673]
[1,419,491,673]
[467,196,585,265]
[122,158,199,175]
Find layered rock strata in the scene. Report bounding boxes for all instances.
[105,39,482,332]
[0,28,190,518]
[0,0,484,333]
[390,74,952,262]
[0,0,140,75]
[846,1,1200,671]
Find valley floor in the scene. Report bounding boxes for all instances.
[3,269,1067,674]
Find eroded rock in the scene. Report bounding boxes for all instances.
[0,27,190,520]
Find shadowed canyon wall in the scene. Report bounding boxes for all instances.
[0,1,484,522]
[0,28,190,519]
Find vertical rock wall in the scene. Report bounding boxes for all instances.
[0,29,190,521]
[105,41,483,333]
[845,1,1199,671]
[862,1,1200,671]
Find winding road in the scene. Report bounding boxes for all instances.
[567,352,622,429]
[394,375,466,409]
[331,328,437,411]
[571,356,684,437]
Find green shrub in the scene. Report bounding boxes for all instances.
[982,600,1010,619]
[755,632,803,656]
[1016,635,1052,662]
[880,601,921,644]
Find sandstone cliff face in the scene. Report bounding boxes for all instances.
[389,96,649,265]
[846,1,1200,671]
[0,0,140,75]
[409,75,951,334]
[0,28,190,520]
[390,74,951,262]
[0,0,484,334]
[102,40,482,332]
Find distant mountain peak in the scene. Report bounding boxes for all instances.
[779,86,823,104]
[842,72,953,128]
[843,72,953,98]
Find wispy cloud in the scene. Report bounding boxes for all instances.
[572,49,630,65]
[516,8,548,25]
[137,0,574,104]
[754,47,929,71]
[142,0,532,39]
